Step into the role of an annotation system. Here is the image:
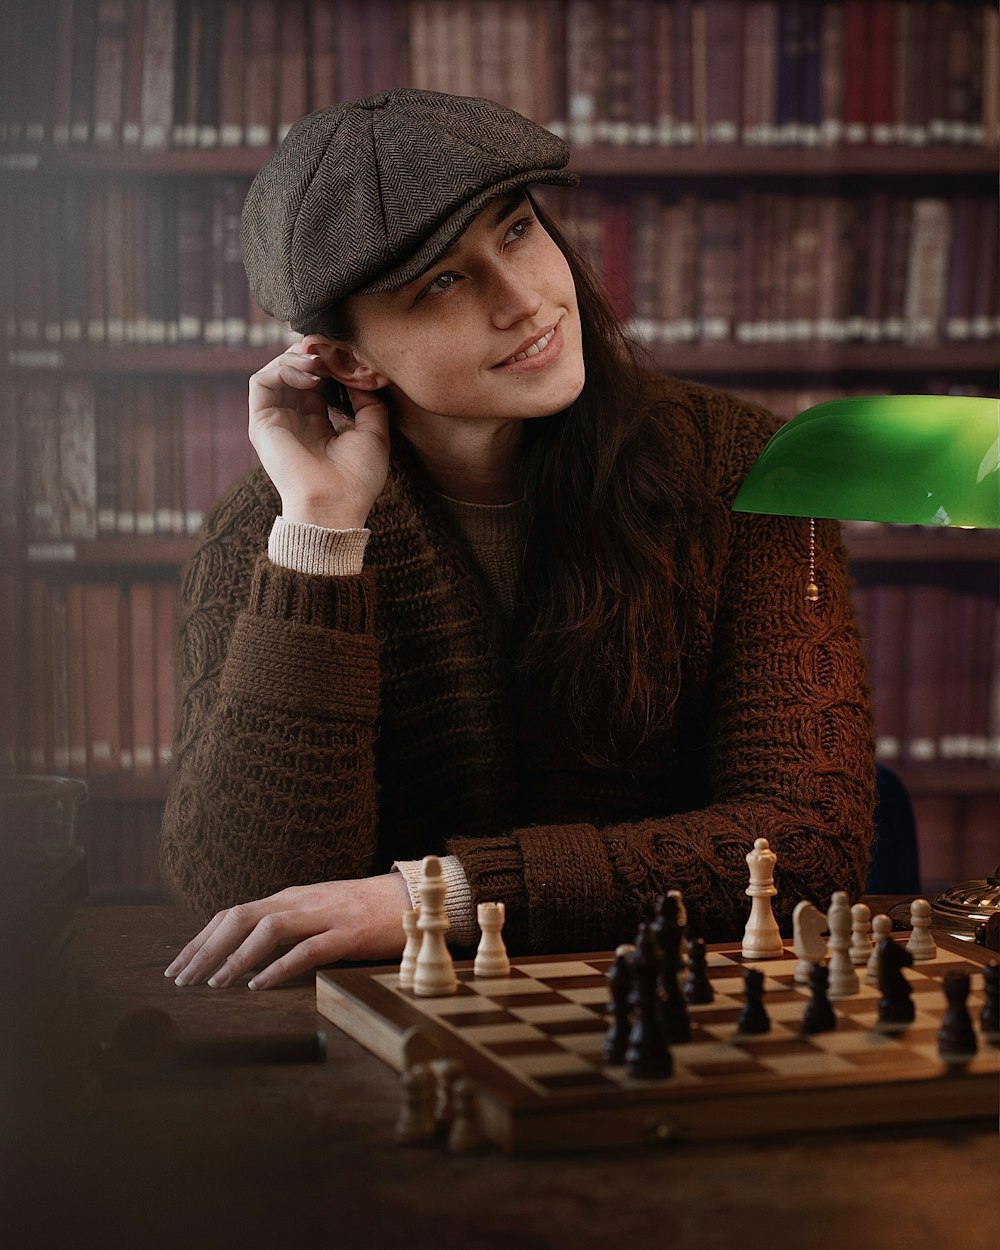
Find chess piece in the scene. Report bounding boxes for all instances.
[742,838,783,960]
[430,1056,464,1128]
[974,912,1000,952]
[937,970,978,1062]
[981,962,999,1041]
[474,902,510,978]
[624,924,673,1079]
[412,855,458,997]
[737,967,770,1035]
[792,900,827,985]
[866,914,893,985]
[683,936,714,1005]
[399,908,422,989]
[905,898,937,961]
[802,963,837,1035]
[849,902,873,965]
[651,893,684,977]
[877,936,915,1028]
[446,1078,489,1153]
[826,892,859,999]
[393,1062,437,1145]
[603,943,634,1064]
[668,888,689,969]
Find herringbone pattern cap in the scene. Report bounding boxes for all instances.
[240,89,578,326]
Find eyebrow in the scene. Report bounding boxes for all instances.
[426,191,528,268]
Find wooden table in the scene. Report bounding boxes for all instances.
[7,904,999,1250]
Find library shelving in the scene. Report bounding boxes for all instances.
[2,0,997,899]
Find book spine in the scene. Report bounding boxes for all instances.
[903,584,949,765]
[447,0,477,102]
[275,0,307,142]
[51,0,77,147]
[171,0,193,145]
[943,195,980,341]
[605,0,634,145]
[154,582,178,772]
[58,379,98,540]
[984,3,1000,149]
[128,583,156,777]
[244,0,276,146]
[797,0,822,146]
[651,0,674,144]
[23,382,63,543]
[66,582,88,775]
[703,0,744,144]
[841,0,868,143]
[93,0,127,147]
[82,582,122,773]
[95,380,120,535]
[69,0,97,144]
[774,0,802,145]
[903,198,951,345]
[139,0,175,149]
[566,0,605,146]
[869,583,907,761]
[971,196,1000,339]
[196,0,223,147]
[121,0,147,146]
[698,198,739,341]
[626,192,661,343]
[671,0,695,145]
[175,180,206,343]
[866,0,895,144]
[308,0,337,112]
[180,379,216,535]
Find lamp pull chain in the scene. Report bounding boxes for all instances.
[805,518,819,602]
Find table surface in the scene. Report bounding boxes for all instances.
[8,903,1000,1250]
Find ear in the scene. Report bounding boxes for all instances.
[300,333,390,392]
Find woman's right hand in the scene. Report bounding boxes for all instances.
[248,345,390,530]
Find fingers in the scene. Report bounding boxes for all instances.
[247,929,344,990]
[166,902,267,987]
[163,911,227,979]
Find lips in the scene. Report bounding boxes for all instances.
[496,325,557,367]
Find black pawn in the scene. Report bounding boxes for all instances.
[937,970,978,1061]
[650,894,684,977]
[737,967,770,1035]
[624,924,673,1080]
[802,963,837,1035]
[981,962,999,1041]
[602,948,632,1065]
[877,937,915,1026]
[683,937,714,1005]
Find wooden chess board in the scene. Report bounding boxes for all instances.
[316,934,999,1152]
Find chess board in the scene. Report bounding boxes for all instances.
[316,934,999,1152]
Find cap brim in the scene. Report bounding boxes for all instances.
[354,169,580,296]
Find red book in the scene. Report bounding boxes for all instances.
[117,583,134,772]
[818,0,844,145]
[49,583,70,774]
[276,0,308,142]
[601,199,631,323]
[82,583,123,775]
[152,379,178,535]
[971,196,999,340]
[703,0,743,144]
[115,393,137,535]
[869,584,907,762]
[121,0,147,146]
[66,583,88,776]
[865,0,895,143]
[984,4,1000,149]
[902,584,950,766]
[133,380,157,537]
[841,0,868,143]
[128,582,156,777]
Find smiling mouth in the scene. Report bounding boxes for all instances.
[498,327,556,366]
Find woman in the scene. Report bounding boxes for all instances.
[161,89,874,990]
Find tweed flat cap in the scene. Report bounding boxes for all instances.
[240,89,579,327]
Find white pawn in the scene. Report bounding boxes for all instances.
[393,1062,437,1146]
[826,892,859,999]
[474,902,510,978]
[906,898,937,961]
[399,907,422,989]
[447,1078,489,1154]
[866,913,893,984]
[849,902,873,966]
[430,1056,464,1125]
[742,837,783,960]
[668,889,689,970]
[792,900,827,985]
[413,855,458,997]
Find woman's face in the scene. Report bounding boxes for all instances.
[344,193,586,428]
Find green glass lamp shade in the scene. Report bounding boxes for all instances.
[732,395,1000,528]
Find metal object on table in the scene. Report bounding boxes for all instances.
[932,867,1000,942]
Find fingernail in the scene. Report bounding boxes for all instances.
[247,976,264,991]
[164,963,179,977]
[207,975,225,989]
[173,973,190,987]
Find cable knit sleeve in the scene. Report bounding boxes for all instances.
[450,393,876,953]
[159,471,382,918]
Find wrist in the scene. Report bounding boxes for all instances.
[281,502,371,530]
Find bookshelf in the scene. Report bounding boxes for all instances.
[2,0,997,900]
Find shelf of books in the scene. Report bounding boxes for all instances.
[2,0,997,902]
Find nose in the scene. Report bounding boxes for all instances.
[488,266,543,329]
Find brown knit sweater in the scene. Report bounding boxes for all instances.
[160,373,875,951]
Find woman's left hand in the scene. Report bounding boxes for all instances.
[164,874,412,990]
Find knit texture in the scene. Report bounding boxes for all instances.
[160,373,876,951]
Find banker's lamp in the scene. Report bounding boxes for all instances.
[732,394,1000,942]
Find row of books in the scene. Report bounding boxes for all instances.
[854,583,1000,767]
[4,181,998,351]
[541,187,1000,345]
[5,577,178,783]
[5,378,259,546]
[2,1,998,152]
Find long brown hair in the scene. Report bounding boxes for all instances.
[297,196,707,765]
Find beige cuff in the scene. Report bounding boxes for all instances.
[392,855,478,947]
[268,515,370,576]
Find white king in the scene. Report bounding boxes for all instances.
[741,837,783,959]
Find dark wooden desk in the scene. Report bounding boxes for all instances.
[8,904,999,1250]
